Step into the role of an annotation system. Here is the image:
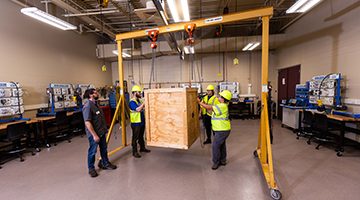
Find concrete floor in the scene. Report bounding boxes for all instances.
[1,119,360,200]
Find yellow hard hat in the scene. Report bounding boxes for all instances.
[206,85,214,91]
[219,90,232,100]
[132,85,142,92]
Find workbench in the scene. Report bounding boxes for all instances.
[30,111,81,148]
[0,119,40,152]
[298,109,360,156]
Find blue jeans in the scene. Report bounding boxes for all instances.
[88,134,109,170]
[212,130,231,165]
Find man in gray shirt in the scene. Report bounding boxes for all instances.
[82,88,116,178]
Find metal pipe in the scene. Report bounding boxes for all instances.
[63,10,119,17]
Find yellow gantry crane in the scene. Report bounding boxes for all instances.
[104,6,281,200]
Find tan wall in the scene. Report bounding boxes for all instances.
[112,51,276,108]
[273,0,360,113]
[0,1,112,117]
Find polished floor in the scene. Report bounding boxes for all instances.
[1,119,360,200]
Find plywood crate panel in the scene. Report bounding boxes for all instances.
[144,88,199,149]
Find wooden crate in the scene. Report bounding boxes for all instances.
[144,88,199,149]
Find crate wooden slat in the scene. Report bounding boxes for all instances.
[144,88,199,149]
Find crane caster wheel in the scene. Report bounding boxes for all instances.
[270,189,282,200]
[46,144,51,148]
[297,132,301,136]
[296,137,299,140]
[68,140,71,143]
[253,150,258,157]
[307,141,311,145]
[316,146,319,150]
[337,152,342,157]
[281,124,284,128]
[20,159,24,162]
[31,152,35,156]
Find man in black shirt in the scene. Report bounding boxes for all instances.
[82,88,116,178]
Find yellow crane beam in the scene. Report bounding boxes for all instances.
[115,6,273,41]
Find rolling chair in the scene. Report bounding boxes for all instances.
[296,111,315,143]
[1,122,35,162]
[52,111,71,146]
[71,112,84,137]
[313,113,340,150]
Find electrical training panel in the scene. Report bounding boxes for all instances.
[219,82,239,99]
[0,82,24,117]
[47,84,77,109]
[181,83,202,94]
[308,74,342,106]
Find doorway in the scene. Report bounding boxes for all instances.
[277,65,301,120]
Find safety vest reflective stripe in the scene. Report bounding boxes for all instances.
[211,103,231,131]
[214,105,222,116]
[203,95,217,116]
[212,117,229,121]
[130,98,143,123]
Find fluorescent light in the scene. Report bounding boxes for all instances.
[21,7,77,30]
[183,46,194,54]
[181,0,190,21]
[248,42,260,50]
[286,0,307,13]
[286,0,321,13]
[112,50,131,57]
[242,43,253,51]
[168,0,180,22]
[298,0,321,12]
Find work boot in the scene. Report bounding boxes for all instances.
[204,139,211,144]
[102,162,117,170]
[219,162,226,166]
[140,148,151,153]
[212,164,219,170]
[133,152,141,158]
[89,169,98,178]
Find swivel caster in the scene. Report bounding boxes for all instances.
[253,150,258,157]
[54,143,57,146]
[68,140,71,143]
[270,189,282,200]
[281,124,284,128]
[36,148,41,152]
[307,141,311,145]
[31,152,35,156]
[337,152,342,157]
[316,146,319,150]
[297,132,301,136]
[20,158,24,162]
[296,137,299,140]
[46,144,51,148]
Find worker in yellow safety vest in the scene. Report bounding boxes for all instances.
[129,85,151,158]
[197,90,232,170]
[199,85,220,144]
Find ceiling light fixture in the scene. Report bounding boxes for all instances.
[242,43,253,51]
[167,0,180,22]
[183,46,194,54]
[286,0,322,14]
[21,7,77,30]
[248,42,260,50]
[181,0,190,21]
[112,50,131,58]
[242,42,260,51]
